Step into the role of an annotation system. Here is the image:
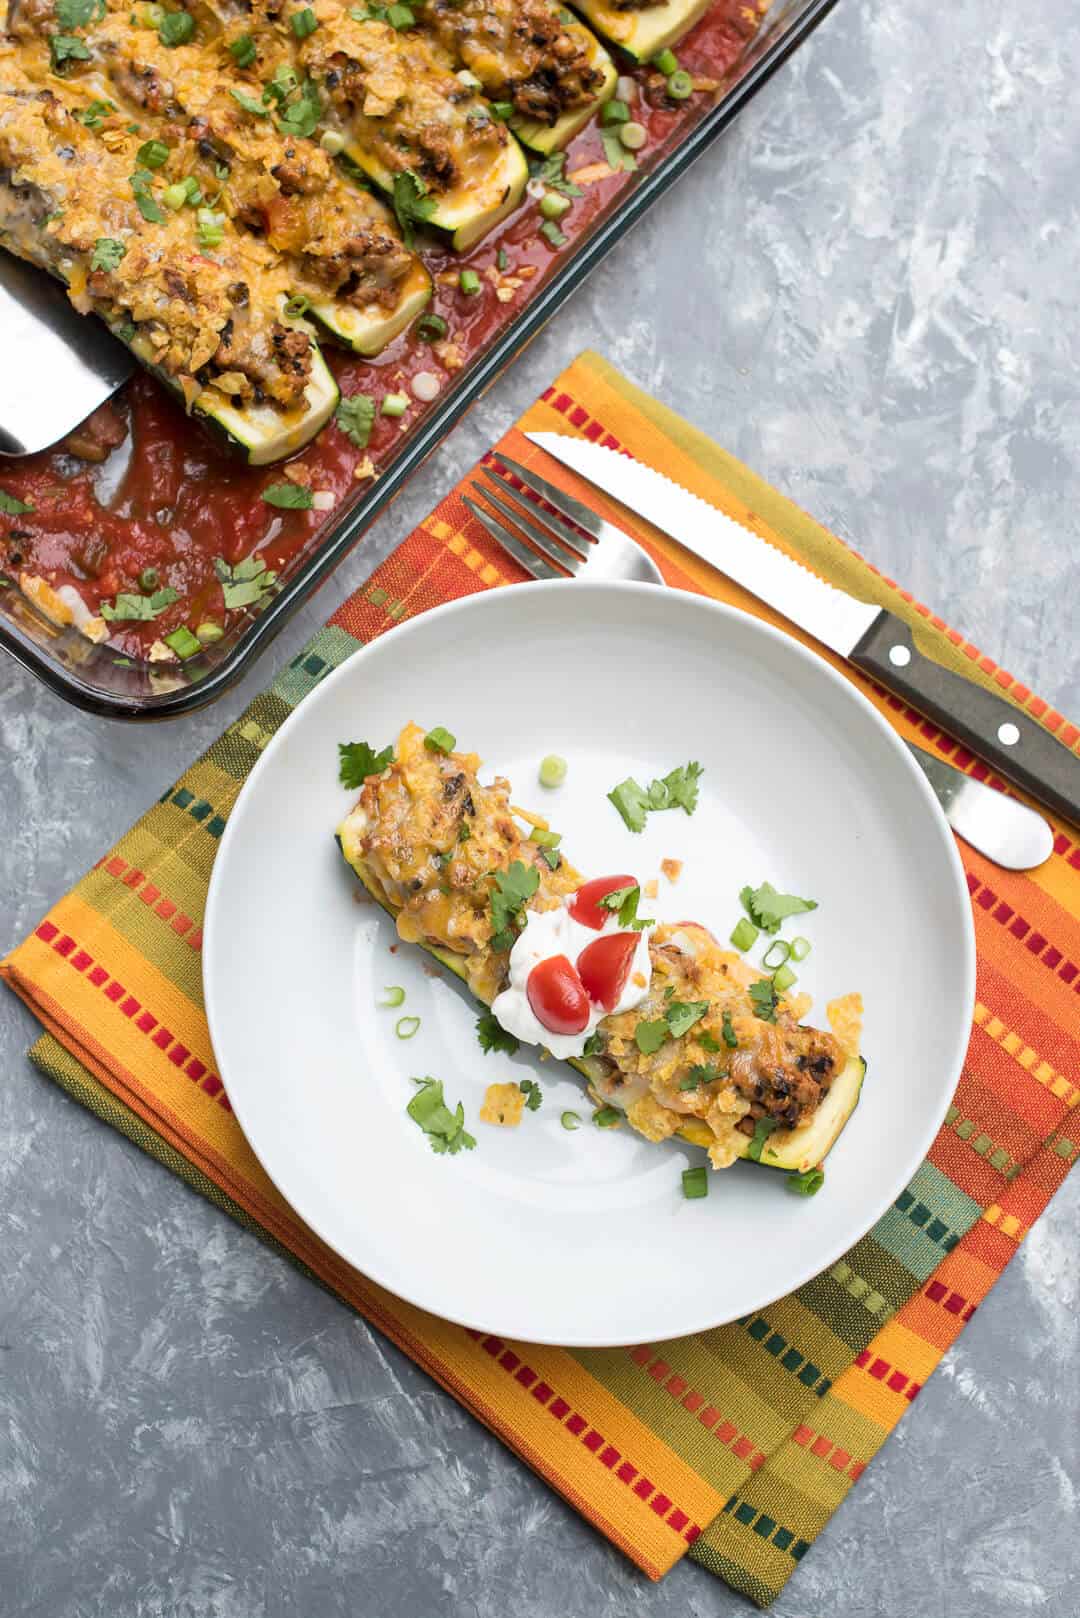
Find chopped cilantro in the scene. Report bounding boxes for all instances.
[100,586,178,621]
[129,168,164,222]
[49,33,91,69]
[698,1030,721,1053]
[539,847,560,871]
[527,152,582,198]
[489,860,539,952]
[230,87,269,116]
[598,883,654,931]
[392,169,437,249]
[213,553,278,610]
[262,482,313,509]
[476,1012,519,1057]
[335,391,376,449]
[338,739,393,788]
[90,237,126,272]
[607,777,650,834]
[406,1077,476,1155]
[608,761,704,832]
[275,75,321,139]
[75,97,113,128]
[518,1079,542,1112]
[458,819,471,843]
[739,880,817,936]
[634,1018,667,1055]
[679,1064,721,1091]
[0,489,34,514]
[228,31,256,65]
[747,1116,779,1162]
[748,978,778,1023]
[664,998,708,1038]
[721,1010,738,1049]
[582,1030,605,1058]
[55,0,103,26]
[157,8,194,45]
[424,725,455,754]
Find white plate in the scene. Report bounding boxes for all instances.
[204,582,974,1347]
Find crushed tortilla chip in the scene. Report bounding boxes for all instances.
[627,1094,682,1143]
[827,992,863,1059]
[644,879,659,899]
[480,1083,525,1127]
[660,858,683,884]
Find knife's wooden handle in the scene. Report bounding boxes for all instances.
[851,611,1080,829]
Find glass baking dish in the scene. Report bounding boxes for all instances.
[0,0,837,719]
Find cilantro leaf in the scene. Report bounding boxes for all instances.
[335,391,376,449]
[338,739,394,788]
[262,482,314,509]
[528,151,582,198]
[748,978,778,1023]
[598,884,653,931]
[721,1010,738,1048]
[158,9,195,45]
[90,237,126,272]
[75,97,114,128]
[407,1077,476,1155]
[634,1018,667,1055]
[424,726,455,754]
[489,860,539,951]
[739,880,817,936]
[129,168,165,223]
[665,998,708,1038]
[583,1030,605,1057]
[679,1064,722,1092]
[518,1079,542,1112]
[699,1030,721,1053]
[100,586,178,621]
[659,760,703,814]
[0,489,35,515]
[392,170,436,249]
[55,0,103,27]
[747,1116,779,1162]
[476,1012,519,1057]
[607,777,649,833]
[213,553,279,610]
[276,76,321,139]
[230,87,269,116]
[49,33,91,69]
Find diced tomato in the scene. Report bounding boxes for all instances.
[577,931,639,1012]
[569,874,637,931]
[526,955,590,1035]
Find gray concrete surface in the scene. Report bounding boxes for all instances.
[3,0,1080,1612]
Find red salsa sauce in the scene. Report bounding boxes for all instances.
[0,0,762,660]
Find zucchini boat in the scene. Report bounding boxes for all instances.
[337,725,865,1178]
[569,0,713,66]
[310,260,433,356]
[300,12,528,250]
[0,79,339,460]
[408,0,616,155]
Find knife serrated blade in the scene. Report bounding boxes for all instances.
[525,431,1080,830]
[527,433,878,655]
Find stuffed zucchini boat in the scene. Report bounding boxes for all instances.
[408,0,616,154]
[0,78,338,460]
[337,725,865,1177]
[300,9,528,250]
[569,0,713,66]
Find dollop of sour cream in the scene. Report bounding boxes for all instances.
[490,897,653,1058]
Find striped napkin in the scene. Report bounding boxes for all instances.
[4,351,1079,1607]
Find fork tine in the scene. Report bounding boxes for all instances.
[476,477,587,572]
[480,467,595,566]
[492,451,604,540]
[461,494,565,580]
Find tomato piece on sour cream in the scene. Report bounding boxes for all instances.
[526,954,590,1035]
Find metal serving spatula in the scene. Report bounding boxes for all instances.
[0,251,133,457]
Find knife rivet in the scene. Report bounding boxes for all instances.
[888,644,911,667]
[998,721,1020,746]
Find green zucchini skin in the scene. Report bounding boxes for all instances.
[568,0,713,65]
[338,840,863,1181]
[342,137,529,252]
[310,262,433,356]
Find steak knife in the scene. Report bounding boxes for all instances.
[526,432,1080,829]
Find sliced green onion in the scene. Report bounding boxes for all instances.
[196,207,225,249]
[761,939,791,971]
[291,5,318,35]
[593,1106,621,1129]
[787,1166,824,1197]
[772,963,797,993]
[381,392,409,417]
[561,1110,581,1131]
[667,69,693,100]
[539,219,567,248]
[386,1,413,25]
[730,917,758,952]
[682,1165,708,1199]
[164,625,201,659]
[653,47,678,75]
[417,312,448,342]
[136,137,170,168]
[620,121,646,151]
[162,181,188,210]
[195,620,224,644]
[283,293,311,318]
[395,1015,421,1039]
[496,247,509,271]
[539,191,571,221]
[380,985,406,1007]
[320,129,345,155]
[459,268,480,295]
[228,31,256,65]
[600,98,629,126]
[747,1116,778,1162]
[790,935,811,962]
[539,754,567,789]
[182,175,203,203]
[424,725,456,753]
[491,100,514,119]
[529,827,561,848]
[137,566,160,591]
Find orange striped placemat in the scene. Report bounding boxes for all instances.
[4,351,1079,1606]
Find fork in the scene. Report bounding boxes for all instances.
[464,452,662,584]
[463,452,1054,872]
